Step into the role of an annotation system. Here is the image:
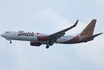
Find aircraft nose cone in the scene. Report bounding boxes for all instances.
[1,34,5,38]
[1,34,3,37]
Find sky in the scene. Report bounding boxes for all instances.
[0,0,104,70]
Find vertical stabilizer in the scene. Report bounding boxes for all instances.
[80,19,96,36]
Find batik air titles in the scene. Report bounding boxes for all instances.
[1,19,102,49]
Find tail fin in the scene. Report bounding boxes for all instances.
[80,19,96,36]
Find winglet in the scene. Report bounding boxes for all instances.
[73,20,79,27]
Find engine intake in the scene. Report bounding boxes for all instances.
[37,36,48,41]
[30,41,41,46]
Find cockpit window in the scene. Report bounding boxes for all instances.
[5,31,9,33]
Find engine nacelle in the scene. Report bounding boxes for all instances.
[30,41,42,46]
[37,36,48,41]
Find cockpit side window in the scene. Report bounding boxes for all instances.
[5,31,9,33]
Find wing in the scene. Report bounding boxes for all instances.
[48,20,79,43]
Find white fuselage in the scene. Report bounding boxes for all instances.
[1,19,101,49]
[1,31,73,44]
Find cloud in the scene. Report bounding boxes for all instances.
[0,0,104,70]
[96,0,104,6]
[11,42,29,70]
[0,21,2,31]
[73,35,104,69]
[0,1,9,32]
[34,9,87,35]
[35,9,71,31]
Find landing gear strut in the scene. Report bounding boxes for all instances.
[46,45,49,49]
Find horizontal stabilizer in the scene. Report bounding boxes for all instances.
[86,33,103,39]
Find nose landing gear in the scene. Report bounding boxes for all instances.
[46,45,49,49]
[10,41,12,44]
[6,38,12,44]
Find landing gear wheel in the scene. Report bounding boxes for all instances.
[10,41,12,44]
[46,45,49,49]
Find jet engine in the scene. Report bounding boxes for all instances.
[37,36,48,41]
[30,41,42,46]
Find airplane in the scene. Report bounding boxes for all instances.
[1,19,102,49]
